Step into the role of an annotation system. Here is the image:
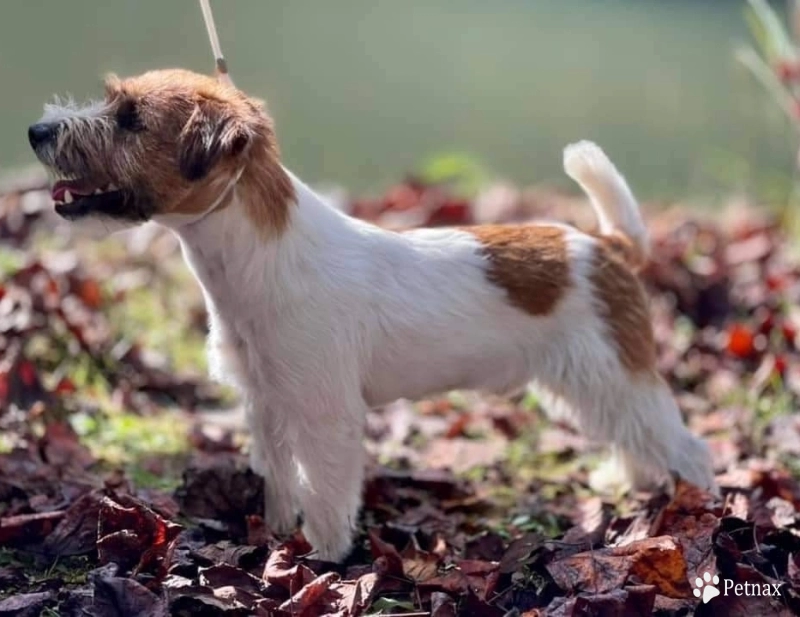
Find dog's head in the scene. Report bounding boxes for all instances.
[29,69,294,233]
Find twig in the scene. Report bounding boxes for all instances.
[736,45,800,134]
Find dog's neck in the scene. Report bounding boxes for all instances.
[169,169,367,312]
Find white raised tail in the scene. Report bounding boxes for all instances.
[564,141,649,270]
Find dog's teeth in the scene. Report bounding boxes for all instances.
[94,188,102,195]
[64,190,74,204]
[108,183,118,191]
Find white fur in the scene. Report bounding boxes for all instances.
[60,215,138,238]
[564,140,649,261]
[157,143,715,561]
[37,98,114,167]
[30,97,130,238]
[33,98,118,215]
[41,97,109,124]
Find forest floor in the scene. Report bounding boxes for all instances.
[1,169,800,616]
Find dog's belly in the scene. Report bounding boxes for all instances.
[362,339,532,407]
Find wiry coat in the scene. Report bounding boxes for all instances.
[30,70,716,561]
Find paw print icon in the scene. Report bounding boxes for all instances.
[693,572,720,604]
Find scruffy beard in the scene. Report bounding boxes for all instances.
[32,98,157,229]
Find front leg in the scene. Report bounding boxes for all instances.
[292,396,367,562]
[247,401,300,535]
[205,321,300,532]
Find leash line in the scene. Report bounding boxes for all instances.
[198,0,234,85]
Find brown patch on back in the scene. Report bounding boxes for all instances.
[591,241,656,372]
[592,231,648,272]
[467,225,570,316]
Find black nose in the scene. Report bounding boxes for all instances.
[28,123,58,149]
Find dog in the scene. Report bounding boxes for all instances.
[29,69,717,561]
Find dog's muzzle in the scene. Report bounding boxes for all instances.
[28,122,59,150]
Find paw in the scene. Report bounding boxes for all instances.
[588,456,630,495]
[302,512,355,563]
[589,452,666,496]
[303,529,353,563]
[263,489,299,535]
[670,436,719,497]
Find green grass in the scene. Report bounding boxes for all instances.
[108,272,208,375]
[0,249,24,276]
[0,549,93,598]
[367,597,419,615]
[70,409,190,490]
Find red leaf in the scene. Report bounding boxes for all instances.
[77,278,103,309]
[0,371,9,405]
[97,494,183,578]
[262,537,316,593]
[367,529,403,577]
[17,360,38,388]
[278,571,340,613]
[0,511,65,546]
[54,377,77,395]
[782,322,797,347]
[775,60,800,83]
[426,200,472,226]
[383,184,420,212]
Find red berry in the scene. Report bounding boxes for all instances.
[726,323,756,358]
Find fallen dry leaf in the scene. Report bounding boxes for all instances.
[546,535,691,598]
[3,174,800,615]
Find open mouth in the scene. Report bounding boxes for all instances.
[51,179,125,219]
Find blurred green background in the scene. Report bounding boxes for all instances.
[0,0,795,201]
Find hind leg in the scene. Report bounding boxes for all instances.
[564,372,717,495]
[531,382,658,492]
[531,369,716,495]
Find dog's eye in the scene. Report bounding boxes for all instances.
[116,99,144,132]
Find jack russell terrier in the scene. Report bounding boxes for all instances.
[29,69,717,560]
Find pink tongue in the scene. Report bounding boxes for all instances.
[51,180,97,201]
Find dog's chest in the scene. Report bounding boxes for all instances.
[181,244,270,387]
[191,254,333,403]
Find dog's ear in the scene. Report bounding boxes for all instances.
[104,74,122,99]
[178,99,251,181]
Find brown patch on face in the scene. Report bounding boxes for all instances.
[235,150,296,235]
[591,241,656,372]
[467,225,570,316]
[54,69,294,235]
